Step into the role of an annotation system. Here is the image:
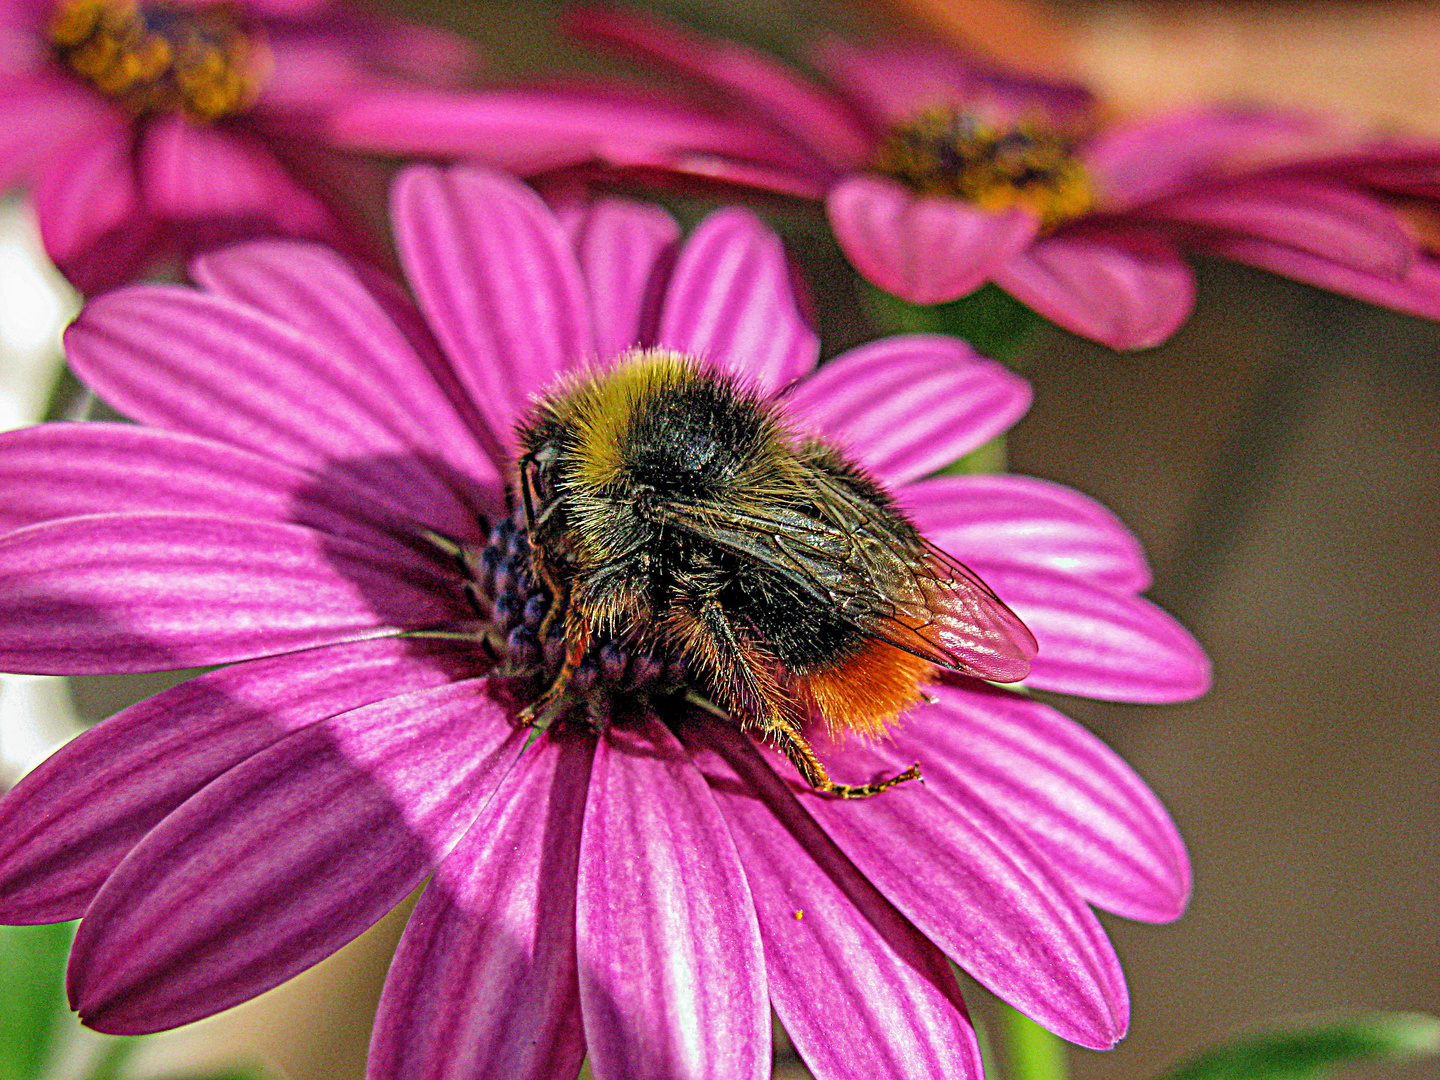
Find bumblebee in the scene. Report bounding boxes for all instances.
[506,348,1037,798]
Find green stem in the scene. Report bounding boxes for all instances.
[999,1003,1069,1080]
[80,1039,137,1080]
[860,282,1043,366]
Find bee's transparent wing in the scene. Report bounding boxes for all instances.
[659,481,1036,683]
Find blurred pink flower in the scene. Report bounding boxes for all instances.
[334,6,1440,347]
[0,0,476,291]
[0,165,1206,1078]
[1137,139,1440,320]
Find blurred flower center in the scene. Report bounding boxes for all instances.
[873,107,1092,225]
[49,0,266,121]
[455,510,688,726]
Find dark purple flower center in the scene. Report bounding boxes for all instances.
[453,510,689,727]
[49,0,266,121]
[873,106,1092,225]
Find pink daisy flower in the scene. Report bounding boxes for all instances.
[334,6,1440,347]
[0,0,476,292]
[0,165,1207,1078]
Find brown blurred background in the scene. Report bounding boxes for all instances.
[43,1,1440,1078]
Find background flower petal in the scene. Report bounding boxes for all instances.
[993,230,1196,350]
[656,206,819,393]
[578,713,769,1080]
[784,334,1031,486]
[392,165,596,451]
[34,119,157,293]
[902,473,1152,592]
[369,733,593,1080]
[139,114,338,237]
[190,240,503,493]
[567,6,871,170]
[808,38,979,130]
[0,78,110,189]
[1084,108,1327,210]
[0,639,479,923]
[970,561,1212,702]
[0,514,463,674]
[828,176,1039,305]
[67,680,526,1034]
[1194,234,1440,322]
[682,723,985,1080]
[64,286,483,538]
[331,87,810,177]
[883,684,1191,922]
[1146,178,1416,278]
[550,196,680,362]
[792,743,1129,1050]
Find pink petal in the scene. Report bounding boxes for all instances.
[239,0,328,16]
[393,165,595,452]
[886,683,1191,922]
[828,175,1039,305]
[784,334,1031,487]
[0,638,479,923]
[361,21,480,86]
[682,722,984,1080]
[68,680,526,1035]
[656,206,819,392]
[808,38,980,130]
[257,31,371,112]
[139,114,339,237]
[902,473,1152,592]
[369,733,593,1080]
[331,87,811,177]
[64,286,484,538]
[578,713,768,1080]
[0,422,444,564]
[0,513,463,675]
[1147,177,1416,278]
[567,6,870,170]
[554,196,680,361]
[1196,234,1440,322]
[189,240,503,495]
[0,77,110,188]
[1084,107,1329,210]
[993,230,1196,350]
[34,117,157,292]
[789,741,1129,1050]
[970,560,1212,702]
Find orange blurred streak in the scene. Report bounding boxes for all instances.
[899,0,1440,136]
[891,0,1080,78]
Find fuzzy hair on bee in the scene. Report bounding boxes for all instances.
[514,348,1037,798]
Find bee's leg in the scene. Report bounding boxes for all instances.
[520,612,590,730]
[764,714,921,799]
[689,597,919,799]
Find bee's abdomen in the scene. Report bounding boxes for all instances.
[729,568,867,670]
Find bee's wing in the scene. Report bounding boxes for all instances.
[659,480,1036,683]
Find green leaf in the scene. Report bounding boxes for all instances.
[861,282,1042,364]
[1157,1013,1440,1080]
[0,921,76,1080]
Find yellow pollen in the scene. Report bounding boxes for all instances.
[872,106,1093,228]
[49,0,266,121]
